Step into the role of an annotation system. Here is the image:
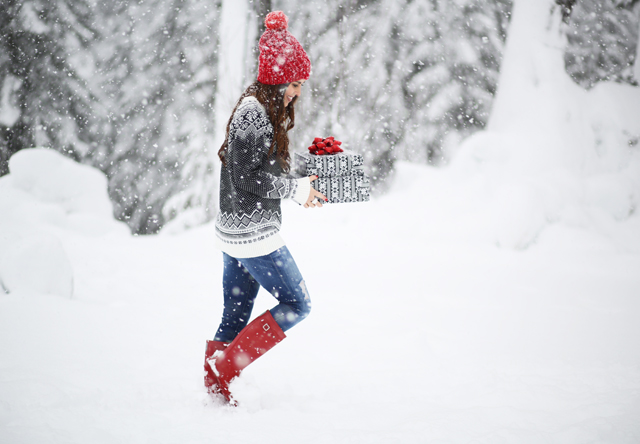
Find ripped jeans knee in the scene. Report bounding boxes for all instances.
[271,278,312,330]
[266,269,312,332]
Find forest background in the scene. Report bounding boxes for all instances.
[1,0,639,234]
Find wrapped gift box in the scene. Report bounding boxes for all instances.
[311,174,370,204]
[294,150,364,178]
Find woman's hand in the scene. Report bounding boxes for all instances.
[304,176,327,208]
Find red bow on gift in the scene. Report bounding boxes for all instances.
[308,137,343,155]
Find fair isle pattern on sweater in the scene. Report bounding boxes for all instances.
[215,96,298,252]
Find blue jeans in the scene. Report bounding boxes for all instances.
[214,247,312,342]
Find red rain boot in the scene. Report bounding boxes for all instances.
[204,340,228,393]
[210,310,286,404]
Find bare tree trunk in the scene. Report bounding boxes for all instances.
[243,0,271,82]
[213,0,251,149]
[635,15,640,82]
[555,0,576,22]
[488,0,590,172]
[255,0,272,39]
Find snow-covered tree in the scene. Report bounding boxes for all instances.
[88,0,220,233]
[401,0,512,164]
[0,0,222,233]
[0,0,98,175]
[564,0,640,89]
[279,0,512,193]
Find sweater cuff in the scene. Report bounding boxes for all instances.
[291,177,311,205]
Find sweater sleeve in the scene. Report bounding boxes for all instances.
[291,177,311,205]
[226,100,299,201]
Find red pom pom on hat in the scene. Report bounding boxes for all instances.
[265,11,288,30]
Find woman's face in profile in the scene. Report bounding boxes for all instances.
[284,79,306,107]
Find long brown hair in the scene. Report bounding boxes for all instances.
[218,81,297,172]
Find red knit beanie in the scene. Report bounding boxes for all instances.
[258,11,311,85]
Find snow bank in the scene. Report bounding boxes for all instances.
[0,232,73,297]
[447,0,640,250]
[0,148,129,297]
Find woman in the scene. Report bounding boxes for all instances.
[203,11,326,404]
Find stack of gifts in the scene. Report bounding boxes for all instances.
[294,137,370,204]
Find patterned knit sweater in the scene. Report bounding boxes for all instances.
[214,96,309,258]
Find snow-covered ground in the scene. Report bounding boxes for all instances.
[1,145,639,443]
